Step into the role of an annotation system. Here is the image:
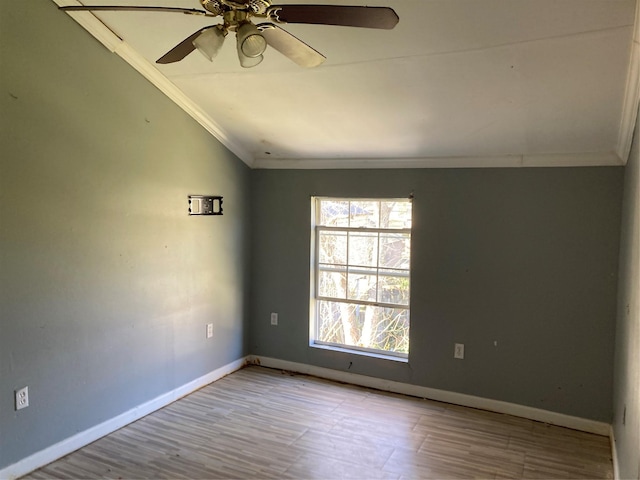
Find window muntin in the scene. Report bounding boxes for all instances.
[312,198,412,358]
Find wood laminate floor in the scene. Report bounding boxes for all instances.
[24,366,613,479]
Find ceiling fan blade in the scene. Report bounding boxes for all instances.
[267,5,399,30]
[257,23,325,68]
[59,5,213,16]
[156,28,211,64]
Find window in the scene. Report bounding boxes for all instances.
[311,197,412,358]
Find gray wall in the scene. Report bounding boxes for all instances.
[250,167,622,421]
[612,116,640,479]
[0,0,631,473]
[0,0,250,470]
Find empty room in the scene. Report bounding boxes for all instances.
[1,0,639,479]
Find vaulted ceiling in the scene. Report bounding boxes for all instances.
[57,0,638,168]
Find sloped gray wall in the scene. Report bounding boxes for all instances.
[612,118,640,479]
[0,0,250,470]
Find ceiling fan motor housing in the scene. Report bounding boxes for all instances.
[248,0,270,14]
[200,0,224,16]
[201,0,270,15]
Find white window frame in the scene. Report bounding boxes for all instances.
[310,197,412,359]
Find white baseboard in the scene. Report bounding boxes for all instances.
[2,354,611,479]
[610,425,620,480]
[0,356,249,480]
[251,355,611,436]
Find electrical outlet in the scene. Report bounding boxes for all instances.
[454,343,465,359]
[15,386,29,410]
[270,312,278,326]
[206,323,214,339]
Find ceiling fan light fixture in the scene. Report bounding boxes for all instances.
[237,49,264,68]
[236,22,267,58]
[193,26,226,61]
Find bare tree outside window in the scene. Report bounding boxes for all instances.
[312,198,412,357]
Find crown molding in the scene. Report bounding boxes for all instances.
[616,0,640,164]
[53,0,122,51]
[252,151,623,169]
[113,42,254,165]
[53,0,255,167]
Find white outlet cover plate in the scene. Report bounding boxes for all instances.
[454,343,465,359]
[206,323,214,338]
[15,386,29,410]
[270,313,278,325]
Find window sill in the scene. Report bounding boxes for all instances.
[309,342,409,363]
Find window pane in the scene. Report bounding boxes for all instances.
[375,307,410,354]
[320,200,349,227]
[316,300,409,355]
[318,269,346,298]
[317,300,355,346]
[348,232,378,267]
[379,233,411,269]
[347,268,377,301]
[319,231,347,265]
[380,201,412,229]
[349,201,379,228]
[378,270,410,306]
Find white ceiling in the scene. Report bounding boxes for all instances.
[59,0,637,168]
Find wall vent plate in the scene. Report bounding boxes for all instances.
[189,195,223,215]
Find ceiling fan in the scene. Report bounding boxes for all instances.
[60,1,399,68]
